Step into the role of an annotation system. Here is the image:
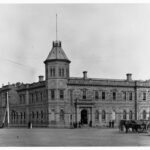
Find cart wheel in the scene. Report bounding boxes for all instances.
[147,125,150,133]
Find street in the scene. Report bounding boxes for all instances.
[0,128,150,146]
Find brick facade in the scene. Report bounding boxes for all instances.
[0,40,150,128]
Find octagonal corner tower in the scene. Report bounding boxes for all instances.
[44,40,71,128]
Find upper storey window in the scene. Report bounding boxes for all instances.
[20,94,25,104]
[59,68,65,77]
[95,91,99,100]
[51,90,55,100]
[143,92,146,101]
[50,67,55,77]
[83,90,86,99]
[102,91,105,100]
[113,92,116,100]
[129,92,132,101]
[123,91,126,101]
[59,90,64,99]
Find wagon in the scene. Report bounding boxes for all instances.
[119,119,150,133]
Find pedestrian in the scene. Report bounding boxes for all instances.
[112,120,114,128]
[28,122,30,129]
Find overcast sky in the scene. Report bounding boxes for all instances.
[1,4,150,85]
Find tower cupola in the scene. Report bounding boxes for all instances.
[44,40,71,64]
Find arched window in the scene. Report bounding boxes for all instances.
[102,110,106,120]
[16,112,18,119]
[60,109,65,121]
[41,110,43,119]
[37,111,39,119]
[129,110,133,120]
[143,110,146,120]
[123,110,126,120]
[24,112,26,119]
[95,110,99,121]
[20,112,23,120]
[16,112,18,123]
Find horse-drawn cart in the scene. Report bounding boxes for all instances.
[119,120,150,133]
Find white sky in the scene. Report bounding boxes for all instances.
[1,4,150,85]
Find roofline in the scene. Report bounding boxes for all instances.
[44,59,71,64]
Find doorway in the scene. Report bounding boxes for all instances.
[81,109,88,124]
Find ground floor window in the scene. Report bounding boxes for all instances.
[60,109,64,121]
[123,110,126,120]
[129,110,133,120]
[143,110,146,120]
[95,110,99,121]
[102,110,106,120]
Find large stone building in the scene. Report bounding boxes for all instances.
[0,40,150,128]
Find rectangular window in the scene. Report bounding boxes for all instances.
[83,90,86,99]
[113,92,116,100]
[50,68,53,77]
[102,92,105,100]
[51,90,55,100]
[20,95,22,104]
[40,92,43,101]
[31,94,34,103]
[53,68,55,76]
[62,68,64,77]
[59,68,61,76]
[129,92,132,100]
[23,95,25,104]
[123,91,126,100]
[95,91,99,100]
[143,92,146,101]
[60,90,64,99]
[36,93,38,102]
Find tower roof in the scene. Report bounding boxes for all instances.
[44,41,71,63]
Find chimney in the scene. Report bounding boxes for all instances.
[39,75,44,82]
[83,71,87,79]
[126,73,132,81]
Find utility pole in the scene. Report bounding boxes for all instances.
[6,91,10,127]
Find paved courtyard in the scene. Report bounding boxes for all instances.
[0,128,150,146]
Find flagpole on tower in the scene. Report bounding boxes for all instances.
[56,14,58,41]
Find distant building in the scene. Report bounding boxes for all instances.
[0,40,150,128]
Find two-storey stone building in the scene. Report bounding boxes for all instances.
[0,40,150,128]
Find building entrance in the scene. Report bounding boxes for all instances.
[81,109,88,124]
